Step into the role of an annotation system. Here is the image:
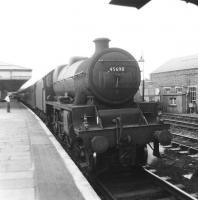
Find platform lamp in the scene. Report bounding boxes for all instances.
[139,55,145,102]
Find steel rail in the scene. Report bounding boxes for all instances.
[171,140,198,151]
[161,113,198,121]
[94,178,116,200]
[170,132,198,154]
[93,167,198,200]
[143,167,198,200]
[172,132,198,141]
[162,118,198,130]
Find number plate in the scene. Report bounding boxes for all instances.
[109,66,125,72]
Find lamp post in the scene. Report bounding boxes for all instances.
[139,56,145,102]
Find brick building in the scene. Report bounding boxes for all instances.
[150,54,198,113]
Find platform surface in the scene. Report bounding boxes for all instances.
[0,101,100,200]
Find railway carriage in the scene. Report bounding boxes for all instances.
[19,85,36,109]
[18,38,171,172]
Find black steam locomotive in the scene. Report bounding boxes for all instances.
[19,38,171,171]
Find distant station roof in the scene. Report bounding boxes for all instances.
[0,62,32,95]
[152,54,198,74]
[0,64,30,71]
[0,62,32,77]
[109,0,198,9]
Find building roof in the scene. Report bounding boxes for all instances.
[152,54,198,74]
[0,62,31,71]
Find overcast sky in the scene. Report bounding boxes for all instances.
[0,0,198,85]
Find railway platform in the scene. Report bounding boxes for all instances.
[0,100,100,200]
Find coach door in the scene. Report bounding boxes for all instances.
[42,88,46,113]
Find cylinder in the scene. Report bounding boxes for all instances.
[91,136,109,153]
[153,130,172,146]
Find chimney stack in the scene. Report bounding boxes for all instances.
[93,38,110,53]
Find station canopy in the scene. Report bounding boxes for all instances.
[109,0,151,9]
[0,62,32,95]
[109,0,198,9]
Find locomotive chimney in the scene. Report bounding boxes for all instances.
[93,38,110,53]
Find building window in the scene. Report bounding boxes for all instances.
[175,87,182,93]
[149,97,155,102]
[144,88,148,96]
[155,88,160,95]
[189,86,196,103]
[163,87,171,94]
[148,88,155,96]
[169,97,176,105]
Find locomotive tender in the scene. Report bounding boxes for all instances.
[19,38,171,171]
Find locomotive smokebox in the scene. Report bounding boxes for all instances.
[53,37,140,105]
[93,38,110,53]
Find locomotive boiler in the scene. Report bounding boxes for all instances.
[53,38,140,106]
[19,38,171,172]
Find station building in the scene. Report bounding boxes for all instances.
[150,54,198,113]
[0,62,32,100]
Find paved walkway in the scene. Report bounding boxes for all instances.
[0,101,100,200]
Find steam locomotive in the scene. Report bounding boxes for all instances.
[18,38,171,172]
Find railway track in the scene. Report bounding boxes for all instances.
[170,132,198,156]
[160,113,198,130]
[91,132,198,200]
[91,167,198,200]
[159,114,198,156]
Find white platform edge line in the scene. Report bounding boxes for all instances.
[23,104,101,200]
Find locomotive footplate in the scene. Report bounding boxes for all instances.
[73,123,171,170]
[76,124,171,146]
